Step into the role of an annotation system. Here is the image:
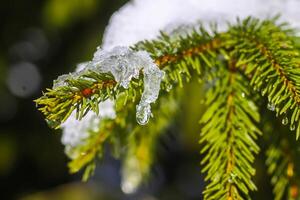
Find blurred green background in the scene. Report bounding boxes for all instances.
[0,1,275,200]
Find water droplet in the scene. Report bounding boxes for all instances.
[241,92,245,98]
[166,84,173,92]
[136,103,151,125]
[267,103,275,111]
[46,119,60,128]
[228,172,237,183]
[261,89,267,96]
[230,172,237,178]
[290,124,295,131]
[253,86,260,92]
[282,117,289,125]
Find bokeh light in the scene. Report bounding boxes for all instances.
[6,62,41,98]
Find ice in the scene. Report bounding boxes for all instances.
[52,73,72,88]
[90,46,141,88]
[52,62,90,89]
[102,0,300,49]
[136,103,151,125]
[75,62,90,72]
[61,99,116,159]
[136,62,165,125]
[88,46,164,124]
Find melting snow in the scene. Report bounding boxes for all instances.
[90,46,164,125]
[57,0,300,158]
[102,0,300,49]
[61,99,116,159]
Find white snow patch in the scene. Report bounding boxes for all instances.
[61,99,115,159]
[102,0,300,49]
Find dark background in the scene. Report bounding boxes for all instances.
[0,1,274,200]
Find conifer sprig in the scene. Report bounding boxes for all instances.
[200,65,261,199]
[223,18,300,138]
[264,121,300,200]
[35,17,300,200]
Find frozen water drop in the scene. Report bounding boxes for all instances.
[282,117,289,125]
[136,103,151,125]
[45,119,60,128]
[80,152,87,156]
[166,83,173,92]
[290,124,296,131]
[267,103,275,111]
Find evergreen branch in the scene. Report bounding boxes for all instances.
[35,29,220,128]
[67,88,180,182]
[36,18,300,136]
[224,17,300,139]
[199,64,261,200]
[34,17,300,199]
[68,119,114,181]
[121,91,179,193]
[265,143,297,200]
[134,30,220,88]
[263,118,300,200]
[35,71,118,129]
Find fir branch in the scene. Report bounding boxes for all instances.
[34,17,300,200]
[68,88,180,182]
[35,29,220,128]
[36,18,300,136]
[199,64,261,200]
[263,119,300,200]
[223,17,300,139]
[266,144,291,200]
[35,71,118,129]
[266,141,300,200]
[120,90,179,193]
[67,118,114,180]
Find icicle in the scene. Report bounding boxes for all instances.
[90,46,164,125]
[136,102,151,125]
